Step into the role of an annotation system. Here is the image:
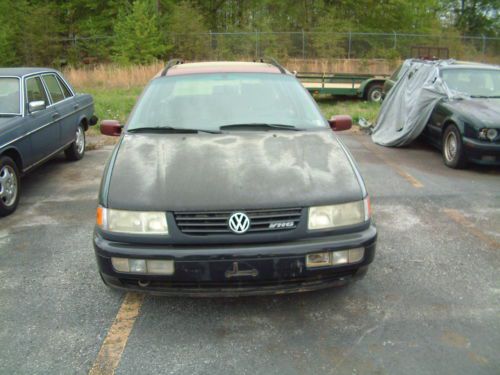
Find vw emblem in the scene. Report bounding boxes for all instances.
[228,212,250,234]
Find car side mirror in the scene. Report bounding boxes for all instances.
[100,120,122,137]
[28,100,46,113]
[328,115,352,131]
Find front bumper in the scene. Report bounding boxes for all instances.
[463,137,500,165]
[94,225,377,297]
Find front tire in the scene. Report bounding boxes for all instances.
[65,124,86,161]
[0,156,21,217]
[442,125,466,169]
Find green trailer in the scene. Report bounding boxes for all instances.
[297,72,388,102]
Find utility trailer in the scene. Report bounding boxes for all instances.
[296,72,388,102]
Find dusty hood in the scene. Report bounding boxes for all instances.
[445,98,500,128]
[106,130,363,211]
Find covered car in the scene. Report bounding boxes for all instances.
[372,60,500,168]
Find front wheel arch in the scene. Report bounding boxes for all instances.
[1,148,24,173]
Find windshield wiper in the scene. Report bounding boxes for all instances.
[470,95,500,98]
[219,123,302,131]
[128,126,221,134]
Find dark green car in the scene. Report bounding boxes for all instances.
[383,62,500,168]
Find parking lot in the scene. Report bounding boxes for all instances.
[0,130,498,375]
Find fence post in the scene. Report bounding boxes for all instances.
[348,31,352,59]
[255,30,259,58]
[302,30,305,60]
[208,31,212,60]
[482,34,486,59]
[393,31,397,49]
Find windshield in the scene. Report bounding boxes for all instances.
[127,73,326,131]
[0,77,21,115]
[441,68,500,97]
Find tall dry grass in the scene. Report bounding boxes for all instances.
[64,58,402,89]
[63,62,164,89]
[285,58,402,75]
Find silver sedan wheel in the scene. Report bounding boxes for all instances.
[75,126,85,155]
[0,165,18,207]
[444,131,457,162]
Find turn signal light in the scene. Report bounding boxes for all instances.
[96,206,104,227]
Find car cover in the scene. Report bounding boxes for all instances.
[371,59,455,147]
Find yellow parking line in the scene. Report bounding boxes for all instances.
[357,137,424,188]
[443,208,500,250]
[88,293,145,375]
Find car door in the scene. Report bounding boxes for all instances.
[23,75,59,165]
[55,73,80,146]
[41,73,76,148]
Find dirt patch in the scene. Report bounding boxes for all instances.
[467,351,489,365]
[440,329,470,349]
[86,135,119,151]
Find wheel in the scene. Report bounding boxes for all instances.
[65,124,86,161]
[366,84,383,103]
[0,156,21,217]
[442,125,466,169]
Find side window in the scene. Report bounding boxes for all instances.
[56,75,73,98]
[42,74,65,103]
[26,76,49,104]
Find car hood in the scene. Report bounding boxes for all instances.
[446,98,500,128]
[106,130,364,211]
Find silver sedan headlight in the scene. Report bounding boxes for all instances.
[97,206,169,234]
[308,197,370,230]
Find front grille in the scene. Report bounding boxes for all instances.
[174,208,302,235]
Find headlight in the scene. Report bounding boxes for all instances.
[308,196,370,230]
[479,128,498,141]
[96,206,168,234]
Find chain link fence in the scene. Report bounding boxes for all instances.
[57,31,500,67]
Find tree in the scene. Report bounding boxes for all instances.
[166,1,209,60]
[454,0,499,36]
[112,0,168,64]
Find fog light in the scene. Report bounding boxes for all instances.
[111,257,129,272]
[146,260,174,275]
[111,257,174,274]
[129,259,146,273]
[306,252,331,268]
[348,248,364,263]
[332,250,349,265]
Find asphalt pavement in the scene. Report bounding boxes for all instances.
[0,131,499,375]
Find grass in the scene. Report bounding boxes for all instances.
[78,86,143,135]
[75,85,381,136]
[316,96,380,124]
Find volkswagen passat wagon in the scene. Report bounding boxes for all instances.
[94,60,377,296]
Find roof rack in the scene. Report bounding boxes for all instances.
[160,59,184,76]
[254,57,287,74]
